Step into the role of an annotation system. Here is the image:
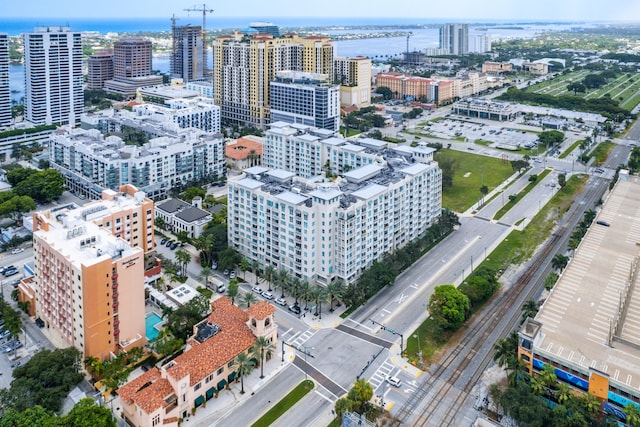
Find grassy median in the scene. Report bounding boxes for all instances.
[251,380,315,427]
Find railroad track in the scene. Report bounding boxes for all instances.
[392,175,609,427]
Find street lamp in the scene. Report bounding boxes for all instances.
[413,333,423,368]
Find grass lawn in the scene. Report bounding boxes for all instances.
[339,127,362,137]
[384,136,406,143]
[493,169,551,221]
[435,149,515,212]
[251,380,315,427]
[559,140,583,159]
[407,174,589,365]
[591,141,616,166]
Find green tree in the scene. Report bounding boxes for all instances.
[154,216,166,230]
[347,378,374,414]
[253,336,275,379]
[275,268,290,298]
[13,169,65,203]
[240,291,257,308]
[434,155,459,189]
[239,258,250,280]
[227,280,239,305]
[479,185,489,205]
[375,86,393,100]
[174,249,191,277]
[166,294,210,341]
[0,406,57,427]
[334,397,354,417]
[427,284,470,331]
[626,404,640,427]
[326,279,346,311]
[64,398,116,427]
[6,167,37,186]
[521,299,539,323]
[182,186,206,202]
[0,195,36,224]
[148,328,183,358]
[264,264,276,292]
[233,352,255,394]
[493,331,519,386]
[511,159,530,174]
[198,266,213,287]
[175,231,190,245]
[552,253,569,271]
[558,173,566,188]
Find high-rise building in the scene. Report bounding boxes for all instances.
[87,49,114,89]
[213,32,334,128]
[248,21,280,37]
[104,37,163,98]
[439,23,469,55]
[230,123,442,285]
[470,34,491,53]
[171,25,205,82]
[0,34,11,127]
[333,56,372,107]
[29,184,153,359]
[269,71,340,131]
[23,26,83,126]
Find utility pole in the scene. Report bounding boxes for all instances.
[184,4,214,76]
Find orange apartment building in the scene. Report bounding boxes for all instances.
[21,185,154,360]
[118,297,278,426]
[375,72,432,101]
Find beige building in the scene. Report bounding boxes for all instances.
[87,50,114,90]
[334,56,372,107]
[225,136,263,170]
[375,72,432,101]
[118,297,278,426]
[22,184,154,360]
[213,32,334,128]
[523,61,549,75]
[481,61,513,74]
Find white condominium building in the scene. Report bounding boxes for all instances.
[0,34,10,127]
[23,26,83,126]
[228,138,441,285]
[49,127,225,200]
[131,97,221,134]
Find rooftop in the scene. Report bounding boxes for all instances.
[117,368,176,414]
[532,177,640,391]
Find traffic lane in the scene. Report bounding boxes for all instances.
[356,218,509,329]
[272,390,333,427]
[500,171,559,226]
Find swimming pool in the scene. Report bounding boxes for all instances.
[145,312,163,340]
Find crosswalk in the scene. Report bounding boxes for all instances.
[369,359,396,390]
[282,328,316,349]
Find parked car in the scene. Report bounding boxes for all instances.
[275,297,287,306]
[165,240,173,247]
[0,329,10,340]
[160,238,167,245]
[223,269,229,276]
[252,285,262,294]
[0,266,15,274]
[261,291,274,300]
[3,269,18,277]
[170,242,178,250]
[596,220,610,227]
[216,284,226,293]
[10,248,24,255]
[229,270,237,279]
[385,375,401,387]
[288,304,301,315]
[211,261,218,270]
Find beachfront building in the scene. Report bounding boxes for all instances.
[24,184,153,360]
[23,26,83,126]
[49,126,225,200]
[333,56,372,107]
[213,32,334,128]
[229,124,442,285]
[440,23,469,55]
[269,71,340,132]
[519,176,640,421]
[118,297,277,427]
[0,34,10,128]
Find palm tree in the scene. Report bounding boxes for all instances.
[227,280,239,305]
[253,336,275,379]
[555,382,572,405]
[240,291,258,308]
[194,233,215,266]
[175,249,191,277]
[552,253,569,272]
[239,258,250,280]
[583,392,601,416]
[290,277,302,304]
[493,331,519,386]
[233,352,255,394]
[479,185,489,206]
[521,299,539,323]
[251,260,261,286]
[298,280,312,307]
[275,268,291,298]
[327,279,346,311]
[198,266,213,287]
[154,216,166,230]
[311,285,329,316]
[264,265,276,292]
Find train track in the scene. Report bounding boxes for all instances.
[392,175,609,427]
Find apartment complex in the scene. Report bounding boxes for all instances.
[87,50,114,89]
[375,72,432,102]
[482,61,513,74]
[333,56,372,107]
[132,97,221,134]
[25,184,153,360]
[469,34,492,53]
[519,177,640,421]
[229,123,442,285]
[248,21,280,37]
[118,297,277,427]
[104,37,163,98]
[213,32,334,128]
[49,125,225,200]
[440,23,469,55]
[171,25,205,82]
[0,34,10,128]
[23,26,83,126]
[270,71,340,131]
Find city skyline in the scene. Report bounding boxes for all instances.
[4,0,640,22]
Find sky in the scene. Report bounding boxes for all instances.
[3,0,640,22]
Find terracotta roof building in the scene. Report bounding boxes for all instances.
[118,297,277,427]
[225,136,263,171]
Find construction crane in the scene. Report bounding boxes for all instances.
[170,14,180,76]
[405,32,412,66]
[184,4,214,76]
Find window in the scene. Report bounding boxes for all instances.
[152,414,160,426]
[194,383,201,391]
[217,367,223,375]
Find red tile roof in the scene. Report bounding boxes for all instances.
[165,297,258,386]
[247,301,276,320]
[225,138,263,160]
[117,368,176,413]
